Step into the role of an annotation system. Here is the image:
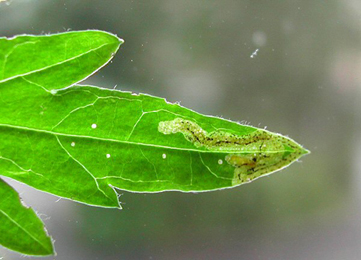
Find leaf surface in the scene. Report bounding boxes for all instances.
[0,178,53,256]
[0,31,309,209]
[0,30,122,90]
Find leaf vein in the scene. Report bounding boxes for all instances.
[0,209,50,252]
[55,136,111,200]
[0,42,111,84]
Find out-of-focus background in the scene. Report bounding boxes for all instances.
[1,0,361,259]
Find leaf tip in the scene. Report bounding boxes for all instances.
[300,147,310,156]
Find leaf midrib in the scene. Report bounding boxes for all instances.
[0,42,114,84]
[0,209,50,254]
[0,123,289,154]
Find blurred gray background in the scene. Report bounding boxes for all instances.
[1,0,361,259]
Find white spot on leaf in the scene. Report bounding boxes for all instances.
[162,153,167,159]
[91,123,97,129]
[106,154,111,158]
[71,142,75,147]
[218,159,223,165]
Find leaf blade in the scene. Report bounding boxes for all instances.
[0,84,308,207]
[0,178,54,256]
[0,31,308,208]
[0,30,123,90]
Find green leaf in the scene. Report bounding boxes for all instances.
[0,31,309,210]
[0,178,53,256]
[0,30,122,90]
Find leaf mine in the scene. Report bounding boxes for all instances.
[158,118,309,185]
